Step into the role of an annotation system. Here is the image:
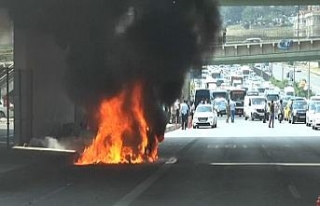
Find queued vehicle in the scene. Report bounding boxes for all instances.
[311,106,320,130]
[284,97,307,121]
[213,98,227,117]
[244,96,266,121]
[194,89,212,108]
[211,90,229,101]
[246,90,259,96]
[288,100,307,124]
[306,99,320,126]
[229,88,246,117]
[192,104,218,129]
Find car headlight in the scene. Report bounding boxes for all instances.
[208,116,213,119]
[293,110,297,115]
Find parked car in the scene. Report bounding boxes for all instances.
[192,104,217,129]
[0,100,13,118]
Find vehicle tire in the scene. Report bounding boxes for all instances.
[251,113,254,121]
[211,125,214,128]
[245,116,248,121]
[291,116,295,124]
[193,126,196,129]
[0,111,5,118]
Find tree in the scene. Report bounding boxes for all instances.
[220,6,244,25]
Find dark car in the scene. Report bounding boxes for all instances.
[213,98,227,117]
[289,100,307,124]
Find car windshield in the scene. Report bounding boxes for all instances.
[215,101,226,107]
[315,106,320,113]
[196,106,212,112]
[252,98,265,105]
[266,94,279,101]
[309,101,320,110]
[292,101,307,109]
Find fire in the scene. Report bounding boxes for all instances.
[76,83,159,165]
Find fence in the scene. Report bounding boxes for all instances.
[0,66,14,149]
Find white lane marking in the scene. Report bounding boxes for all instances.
[262,144,267,149]
[13,146,76,153]
[209,162,320,167]
[113,157,177,206]
[242,145,247,149]
[165,157,177,165]
[233,145,236,149]
[215,145,219,149]
[285,144,291,148]
[288,185,301,199]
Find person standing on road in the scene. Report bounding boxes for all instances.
[180,100,189,130]
[226,100,231,123]
[263,99,268,123]
[174,99,180,124]
[269,100,275,128]
[230,100,236,123]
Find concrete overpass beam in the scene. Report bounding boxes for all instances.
[14,28,75,145]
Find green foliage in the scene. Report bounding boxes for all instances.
[270,77,316,98]
[269,77,288,89]
[221,6,299,27]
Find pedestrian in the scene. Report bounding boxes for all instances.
[269,100,275,128]
[229,99,236,123]
[263,99,268,123]
[174,99,180,124]
[180,100,189,130]
[226,99,231,123]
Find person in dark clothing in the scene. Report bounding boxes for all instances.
[263,99,268,123]
[269,100,275,128]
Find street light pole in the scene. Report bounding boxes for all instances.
[293,63,296,83]
[308,61,311,98]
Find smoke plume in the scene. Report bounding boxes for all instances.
[9,0,221,139]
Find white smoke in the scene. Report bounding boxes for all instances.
[29,136,66,150]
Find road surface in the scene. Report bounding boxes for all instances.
[272,63,320,94]
[1,116,320,206]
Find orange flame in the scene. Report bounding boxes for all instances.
[75,83,158,165]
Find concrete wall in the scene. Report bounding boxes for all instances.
[14,28,75,144]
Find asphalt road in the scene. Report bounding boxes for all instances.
[0,122,14,145]
[272,63,320,93]
[1,117,320,206]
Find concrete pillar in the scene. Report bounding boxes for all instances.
[14,28,75,145]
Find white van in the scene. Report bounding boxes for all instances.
[284,86,295,97]
[244,96,267,121]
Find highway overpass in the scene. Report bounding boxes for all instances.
[207,39,320,65]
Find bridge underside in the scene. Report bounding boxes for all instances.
[209,50,320,65]
[0,0,317,6]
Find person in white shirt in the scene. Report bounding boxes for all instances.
[174,99,180,124]
[180,100,189,130]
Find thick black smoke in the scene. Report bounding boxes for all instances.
[9,0,220,139]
